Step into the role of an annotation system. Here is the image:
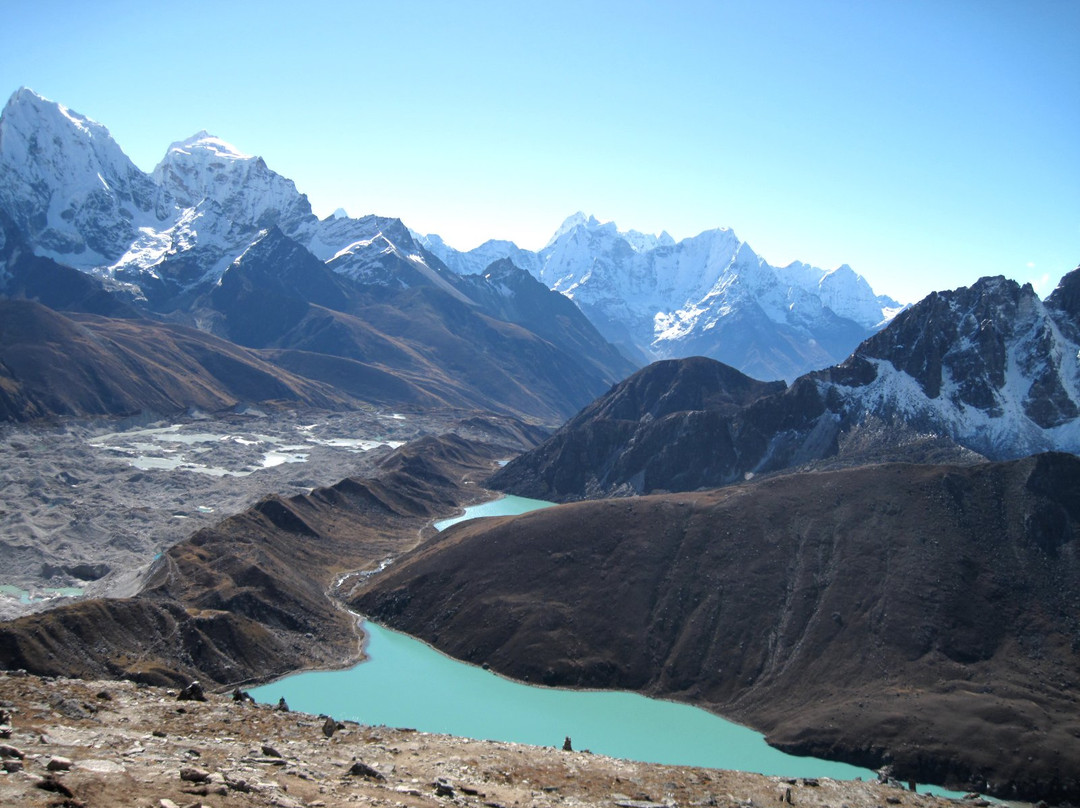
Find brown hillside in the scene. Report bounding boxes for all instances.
[355,454,1080,803]
[0,299,355,420]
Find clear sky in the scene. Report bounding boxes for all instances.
[2,0,1077,303]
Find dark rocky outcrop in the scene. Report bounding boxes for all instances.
[357,453,1080,803]
[489,356,972,501]
[493,271,1080,501]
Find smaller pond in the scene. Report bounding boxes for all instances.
[0,584,84,605]
[433,494,556,531]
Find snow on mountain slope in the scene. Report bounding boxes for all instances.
[824,272,1080,459]
[0,90,467,304]
[0,87,901,378]
[0,88,170,269]
[418,233,543,278]
[153,131,314,237]
[424,213,903,380]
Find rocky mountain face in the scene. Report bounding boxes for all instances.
[849,273,1080,455]
[421,213,903,381]
[357,453,1080,802]
[0,89,636,422]
[0,89,170,271]
[492,270,1080,500]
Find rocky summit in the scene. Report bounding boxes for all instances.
[493,269,1080,501]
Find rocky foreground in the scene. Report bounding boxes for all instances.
[0,672,970,808]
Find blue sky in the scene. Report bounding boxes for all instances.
[2,0,1077,303]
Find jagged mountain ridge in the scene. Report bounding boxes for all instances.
[492,269,1080,500]
[199,228,637,421]
[0,88,903,385]
[0,89,636,422]
[0,89,507,309]
[420,213,904,381]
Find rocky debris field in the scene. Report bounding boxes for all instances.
[0,408,528,621]
[0,672,970,808]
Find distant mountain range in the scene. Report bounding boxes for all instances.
[0,89,635,422]
[493,267,1080,500]
[420,213,904,381]
[1,86,1077,461]
[0,87,902,397]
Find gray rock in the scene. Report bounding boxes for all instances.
[179,765,210,782]
[177,681,207,702]
[46,755,73,771]
[347,759,385,780]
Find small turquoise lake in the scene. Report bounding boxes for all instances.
[249,494,959,794]
[431,493,556,531]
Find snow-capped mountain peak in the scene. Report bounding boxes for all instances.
[544,211,594,248]
[0,88,908,382]
[152,130,306,219]
[160,130,252,163]
[0,88,167,269]
[422,213,905,380]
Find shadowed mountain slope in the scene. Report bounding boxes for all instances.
[2,91,638,425]
[194,228,637,423]
[0,299,356,421]
[356,453,1080,803]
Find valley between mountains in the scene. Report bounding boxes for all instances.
[1,87,1079,806]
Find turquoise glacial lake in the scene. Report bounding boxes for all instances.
[250,495,959,793]
[431,493,556,531]
[252,620,873,780]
